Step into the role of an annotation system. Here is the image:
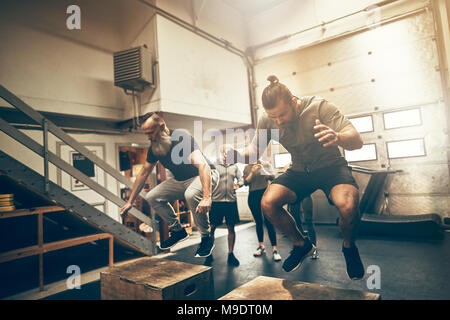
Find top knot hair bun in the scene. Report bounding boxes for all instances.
[262,74,293,110]
[267,75,279,86]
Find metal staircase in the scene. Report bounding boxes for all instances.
[0,84,157,258]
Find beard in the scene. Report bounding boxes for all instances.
[151,130,172,157]
[275,104,297,128]
[278,121,294,128]
[278,118,297,128]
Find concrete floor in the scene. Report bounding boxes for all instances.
[41,223,450,300]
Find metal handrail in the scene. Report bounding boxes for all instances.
[0,84,156,253]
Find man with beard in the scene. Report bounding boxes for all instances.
[222,75,365,280]
[121,112,218,258]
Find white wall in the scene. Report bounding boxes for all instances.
[155,15,251,125]
[157,0,248,51]
[0,17,126,120]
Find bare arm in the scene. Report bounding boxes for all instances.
[244,164,262,184]
[337,123,363,150]
[314,120,363,151]
[235,165,244,187]
[220,142,259,164]
[189,149,212,214]
[245,170,256,184]
[120,161,156,215]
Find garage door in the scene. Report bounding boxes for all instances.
[256,8,449,219]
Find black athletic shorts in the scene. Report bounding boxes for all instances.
[271,165,359,205]
[209,201,240,226]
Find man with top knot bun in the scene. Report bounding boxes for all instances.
[222,75,365,280]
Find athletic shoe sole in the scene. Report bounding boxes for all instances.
[284,245,316,272]
[195,244,215,258]
[158,233,190,250]
[350,272,365,280]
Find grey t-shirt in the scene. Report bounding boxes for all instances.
[253,96,351,172]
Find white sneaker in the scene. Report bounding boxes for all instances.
[273,250,282,262]
[311,248,319,259]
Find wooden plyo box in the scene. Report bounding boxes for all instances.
[219,276,381,300]
[101,257,213,300]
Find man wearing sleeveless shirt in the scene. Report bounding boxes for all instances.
[121,112,218,258]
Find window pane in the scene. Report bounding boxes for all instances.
[387,139,425,159]
[349,116,373,133]
[274,153,291,168]
[344,144,377,162]
[383,109,421,129]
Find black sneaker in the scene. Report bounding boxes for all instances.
[282,240,315,272]
[195,236,215,258]
[159,228,189,250]
[227,253,240,266]
[204,254,214,266]
[342,244,365,280]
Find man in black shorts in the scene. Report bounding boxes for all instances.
[288,196,318,259]
[209,158,243,266]
[223,75,365,280]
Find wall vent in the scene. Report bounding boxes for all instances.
[113,46,153,92]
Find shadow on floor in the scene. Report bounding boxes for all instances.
[42,225,450,300]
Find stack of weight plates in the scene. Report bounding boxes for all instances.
[0,194,15,212]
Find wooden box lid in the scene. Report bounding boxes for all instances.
[102,257,211,289]
[220,276,381,300]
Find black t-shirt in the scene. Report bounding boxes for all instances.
[146,129,215,181]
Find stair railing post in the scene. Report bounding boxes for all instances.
[42,119,50,193]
